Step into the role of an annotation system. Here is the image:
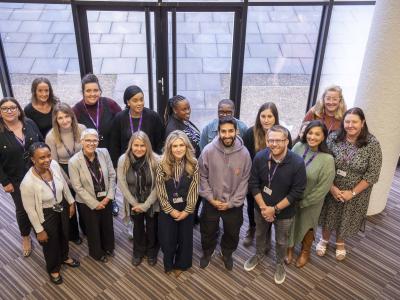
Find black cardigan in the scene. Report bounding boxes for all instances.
[23,103,53,138]
[109,108,165,167]
[0,118,43,186]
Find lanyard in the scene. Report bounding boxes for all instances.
[323,114,334,134]
[61,134,76,158]
[85,157,103,186]
[129,113,143,134]
[15,135,25,147]
[84,100,100,130]
[342,144,357,165]
[267,154,279,188]
[34,167,57,200]
[302,146,318,168]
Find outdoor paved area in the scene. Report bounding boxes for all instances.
[0,2,374,132]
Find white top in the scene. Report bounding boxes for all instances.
[21,160,75,233]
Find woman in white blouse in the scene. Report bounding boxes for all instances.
[21,142,80,285]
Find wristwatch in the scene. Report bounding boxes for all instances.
[351,190,356,197]
[274,205,281,215]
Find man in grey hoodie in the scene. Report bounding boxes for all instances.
[199,116,252,270]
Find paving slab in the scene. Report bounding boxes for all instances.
[185,12,212,22]
[29,33,54,43]
[0,3,24,9]
[21,43,58,58]
[121,44,147,58]
[66,58,102,74]
[186,44,218,58]
[19,21,51,33]
[212,12,233,22]
[203,58,231,73]
[87,11,100,22]
[49,22,75,34]
[243,58,270,73]
[281,43,314,58]
[111,22,141,34]
[300,58,314,75]
[0,9,12,20]
[287,22,317,34]
[247,11,270,23]
[124,34,147,43]
[248,43,282,58]
[261,34,284,43]
[128,12,145,22]
[176,22,200,34]
[114,74,149,92]
[193,34,216,44]
[11,10,41,21]
[91,44,122,58]
[3,33,30,43]
[100,33,124,44]
[99,11,128,22]
[40,10,70,22]
[0,20,21,32]
[55,43,78,58]
[88,22,111,34]
[30,58,69,74]
[284,34,308,43]
[23,4,45,9]
[296,11,322,23]
[6,57,34,73]
[178,90,205,109]
[176,58,202,73]
[101,58,136,74]
[216,34,232,43]
[186,73,222,91]
[200,22,229,34]
[258,22,288,34]
[268,57,304,74]
[269,11,299,22]
[176,34,193,43]
[44,4,68,10]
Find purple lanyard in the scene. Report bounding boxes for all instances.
[84,100,100,130]
[267,154,279,188]
[15,135,25,147]
[35,168,57,200]
[129,113,143,134]
[302,147,318,168]
[173,175,183,198]
[342,144,357,165]
[85,158,103,186]
[323,114,334,134]
[61,135,76,158]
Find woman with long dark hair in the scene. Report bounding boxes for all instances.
[0,97,42,257]
[317,108,382,261]
[24,77,59,137]
[285,121,335,268]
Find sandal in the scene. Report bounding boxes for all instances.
[316,238,328,257]
[335,243,346,261]
[22,238,32,257]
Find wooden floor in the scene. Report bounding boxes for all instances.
[1,170,400,300]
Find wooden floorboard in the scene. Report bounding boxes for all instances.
[1,169,400,299]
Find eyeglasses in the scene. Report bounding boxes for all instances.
[0,106,18,113]
[83,139,99,145]
[218,110,233,117]
[324,97,340,101]
[267,139,286,145]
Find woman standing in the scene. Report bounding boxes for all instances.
[318,108,382,260]
[24,77,59,138]
[110,85,164,167]
[69,129,116,263]
[156,130,199,277]
[117,131,160,266]
[73,74,121,216]
[303,85,347,134]
[0,97,42,257]
[242,102,292,247]
[21,142,79,285]
[45,103,86,243]
[285,121,335,268]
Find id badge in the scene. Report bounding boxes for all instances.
[97,191,107,198]
[337,169,347,177]
[173,197,184,204]
[263,186,272,196]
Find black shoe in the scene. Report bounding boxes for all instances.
[200,255,211,269]
[147,257,157,266]
[98,255,108,263]
[106,250,115,257]
[49,273,63,285]
[71,237,82,245]
[112,202,119,217]
[63,258,80,268]
[222,255,233,271]
[132,256,142,266]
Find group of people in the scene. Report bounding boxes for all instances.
[0,75,382,286]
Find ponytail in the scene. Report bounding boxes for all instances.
[164,95,186,124]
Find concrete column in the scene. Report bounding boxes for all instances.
[353,0,400,215]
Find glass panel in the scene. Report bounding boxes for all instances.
[169,11,234,130]
[87,10,155,110]
[0,3,81,107]
[319,5,375,108]
[241,5,323,136]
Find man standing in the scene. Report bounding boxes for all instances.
[199,116,251,270]
[244,125,306,284]
[199,99,248,151]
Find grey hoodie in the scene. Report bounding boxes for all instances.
[199,135,252,208]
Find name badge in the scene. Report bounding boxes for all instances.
[97,191,107,198]
[263,186,272,196]
[173,197,184,204]
[337,169,347,177]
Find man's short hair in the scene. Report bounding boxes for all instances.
[267,125,289,139]
[218,116,238,131]
[218,99,235,109]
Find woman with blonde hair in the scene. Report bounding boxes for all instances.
[303,85,347,134]
[45,103,86,244]
[156,130,199,277]
[117,131,160,267]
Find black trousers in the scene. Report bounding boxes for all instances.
[10,182,32,236]
[131,211,159,259]
[158,211,194,272]
[41,205,69,274]
[60,163,86,239]
[81,201,115,260]
[200,201,243,257]
[246,192,256,228]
